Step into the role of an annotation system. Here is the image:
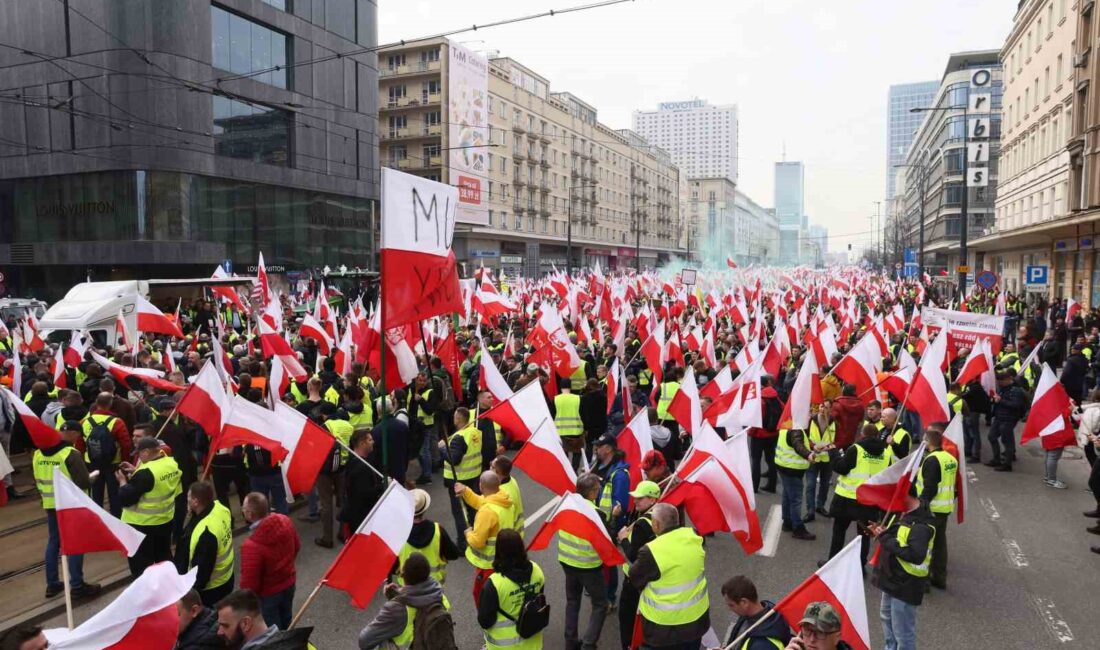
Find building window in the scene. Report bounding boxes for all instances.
[212,96,292,166]
[262,0,288,10]
[211,5,290,88]
[488,210,494,226]
[421,48,440,62]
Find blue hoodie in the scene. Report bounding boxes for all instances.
[595,455,630,529]
[724,601,792,650]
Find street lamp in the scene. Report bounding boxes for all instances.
[566,178,600,276]
[911,105,969,298]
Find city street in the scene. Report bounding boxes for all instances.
[42,432,1095,648]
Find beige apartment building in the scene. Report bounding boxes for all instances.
[378,37,682,277]
[977,0,1076,298]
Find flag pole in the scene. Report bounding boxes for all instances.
[153,394,185,440]
[61,554,75,629]
[722,608,779,650]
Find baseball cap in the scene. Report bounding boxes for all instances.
[799,601,841,634]
[593,433,617,448]
[628,480,661,499]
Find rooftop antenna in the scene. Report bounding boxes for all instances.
[782,142,787,162]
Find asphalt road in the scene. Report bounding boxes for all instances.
[44,431,1098,649]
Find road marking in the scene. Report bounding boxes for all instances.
[980,497,1000,521]
[523,495,562,530]
[1002,539,1028,568]
[1031,596,1075,643]
[758,504,783,557]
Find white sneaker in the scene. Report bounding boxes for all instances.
[1044,479,1068,489]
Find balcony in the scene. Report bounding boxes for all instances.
[513,201,523,213]
[526,130,538,141]
[421,91,442,105]
[383,128,411,140]
[386,158,412,169]
[540,204,551,217]
[539,157,550,169]
[540,132,552,144]
[571,168,580,179]
[512,175,524,186]
[429,155,442,166]
[380,59,442,77]
[539,180,550,192]
[513,147,527,161]
[512,121,526,134]
[424,124,443,136]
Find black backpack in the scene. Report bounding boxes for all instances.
[762,397,783,432]
[411,600,457,650]
[85,416,117,468]
[499,581,550,639]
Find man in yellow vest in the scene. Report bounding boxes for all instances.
[34,421,100,600]
[356,552,451,649]
[554,379,585,467]
[492,455,525,536]
[441,407,485,553]
[310,407,353,548]
[775,425,817,541]
[915,427,957,590]
[409,371,440,486]
[396,489,461,587]
[867,491,935,650]
[455,470,513,606]
[176,481,235,606]
[117,437,182,577]
[881,408,912,459]
[822,423,893,571]
[803,407,836,524]
[628,502,710,648]
[560,474,610,650]
[720,575,791,649]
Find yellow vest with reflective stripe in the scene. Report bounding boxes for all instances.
[948,395,964,415]
[189,501,235,591]
[916,450,958,514]
[122,455,182,526]
[554,393,582,437]
[499,477,525,537]
[82,414,121,465]
[348,404,374,432]
[638,527,709,626]
[323,385,341,405]
[33,446,76,509]
[558,529,602,569]
[391,595,451,649]
[895,523,936,577]
[409,389,434,426]
[807,420,835,463]
[465,501,514,569]
[398,522,447,585]
[656,382,680,420]
[485,562,545,650]
[597,466,627,520]
[835,444,894,499]
[444,426,482,481]
[570,360,588,391]
[325,419,354,464]
[775,429,810,470]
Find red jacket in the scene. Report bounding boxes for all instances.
[240,513,300,597]
[830,396,865,449]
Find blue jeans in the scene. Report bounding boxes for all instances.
[779,471,805,529]
[45,510,85,589]
[261,584,295,630]
[249,472,288,514]
[91,469,120,518]
[418,424,433,479]
[307,486,319,518]
[880,592,917,650]
[1044,448,1064,481]
[804,462,832,513]
[963,412,982,459]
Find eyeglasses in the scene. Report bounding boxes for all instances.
[799,626,838,641]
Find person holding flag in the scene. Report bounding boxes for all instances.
[915,426,957,591]
[616,480,660,650]
[559,474,612,650]
[867,491,936,650]
[455,470,514,605]
[823,423,893,570]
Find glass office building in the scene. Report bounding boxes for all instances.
[886,81,939,202]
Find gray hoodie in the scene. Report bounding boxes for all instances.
[357,578,445,649]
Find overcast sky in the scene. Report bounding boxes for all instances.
[379,0,1015,251]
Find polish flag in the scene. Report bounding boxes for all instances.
[380,169,463,329]
[135,295,185,339]
[640,320,666,388]
[528,492,626,566]
[63,330,87,369]
[54,468,144,557]
[256,252,271,306]
[833,334,881,405]
[856,441,927,512]
[512,415,577,495]
[472,287,518,320]
[273,401,337,496]
[216,395,289,462]
[880,349,917,402]
[299,314,333,355]
[527,304,581,377]
[1020,363,1077,450]
[89,351,183,394]
[480,380,550,443]
[617,408,653,491]
[726,256,738,269]
[907,328,950,426]
[699,364,734,401]
[1016,340,1042,377]
[115,309,133,349]
[954,340,991,386]
[176,361,231,437]
[1067,297,1082,323]
[258,319,307,381]
[333,324,354,376]
[778,351,821,430]
[50,346,68,390]
[478,340,515,402]
[700,327,718,367]
[774,537,871,650]
[666,365,702,435]
[210,265,248,313]
[606,358,621,416]
[324,481,414,608]
[943,414,968,523]
[44,563,196,650]
[267,356,290,406]
[1,386,61,448]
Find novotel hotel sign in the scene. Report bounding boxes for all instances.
[658,99,706,111]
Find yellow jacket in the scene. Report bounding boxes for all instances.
[461,488,514,551]
[820,374,843,403]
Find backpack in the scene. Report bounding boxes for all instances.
[435,375,456,412]
[85,416,117,468]
[498,582,550,639]
[762,397,783,432]
[411,600,457,650]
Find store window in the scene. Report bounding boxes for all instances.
[211,5,291,88]
[213,96,293,166]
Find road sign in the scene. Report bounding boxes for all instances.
[1025,265,1049,286]
[956,265,971,273]
[680,268,697,286]
[976,270,998,290]
[221,259,233,274]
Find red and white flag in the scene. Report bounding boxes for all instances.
[380,169,463,329]
[210,264,248,313]
[135,295,185,339]
[528,492,626,566]
[605,358,621,416]
[257,319,307,380]
[666,366,702,435]
[1067,297,1082,323]
[617,408,653,492]
[512,415,577,495]
[726,256,738,269]
[44,562,196,650]
[1020,363,1077,450]
[478,340,515,402]
[299,314,333,355]
[89,351,183,394]
[115,309,134,349]
[323,481,414,608]
[273,401,338,496]
[942,414,968,523]
[774,537,871,650]
[880,349,917,401]
[954,339,991,387]
[855,441,927,512]
[1,386,62,448]
[472,286,518,320]
[216,395,289,461]
[527,304,581,377]
[833,334,881,404]
[54,468,144,557]
[480,380,550,443]
[63,330,87,369]
[908,328,950,426]
[779,351,821,430]
[176,361,230,437]
[50,345,68,390]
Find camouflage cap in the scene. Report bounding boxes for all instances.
[798,601,841,634]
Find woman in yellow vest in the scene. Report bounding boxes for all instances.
[176,481,235,607]
[478,529,546,649]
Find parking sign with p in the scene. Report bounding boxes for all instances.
[1026,265,1048,286]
